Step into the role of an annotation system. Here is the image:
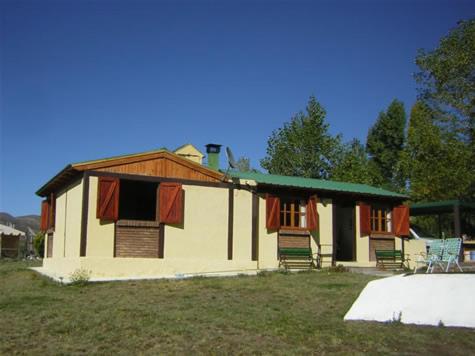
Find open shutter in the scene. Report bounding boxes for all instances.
[307,196,318,231]
[266,194,280,229]
[96,177,120,221]
[359,203,371,236]
[159,183,183,224]
[40,200,50,232]
[392,205,409,236]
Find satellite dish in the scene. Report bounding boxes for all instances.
[226,146,237,169]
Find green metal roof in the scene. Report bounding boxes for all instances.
[410,200,475,215]
[230,171,407,199]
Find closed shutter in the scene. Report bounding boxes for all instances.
[40,200,50,232]
[96,177,120,221]
[392,205,409,236]
[159,183,183,224]
[359,203,371,235]
[266,194,280,229]
[307,196,318,231]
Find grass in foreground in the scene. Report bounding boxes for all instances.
[1,260,474,355]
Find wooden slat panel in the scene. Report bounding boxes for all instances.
[1,235,20,258]
[369,238,395,261]
[115,224,159,258]
[279,236,310,249]
[96,155,222,183]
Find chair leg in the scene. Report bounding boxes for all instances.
[456,260,463,272]
[426,261,431,273]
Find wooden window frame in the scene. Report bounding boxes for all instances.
[280,198,308,230]
[370,205,392,234]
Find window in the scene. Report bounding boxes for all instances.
[119,180,158,221]
[280,198,307,228]
[370,206,392,233]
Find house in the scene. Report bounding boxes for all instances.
[0,223,25,258]
[35,143,425,280]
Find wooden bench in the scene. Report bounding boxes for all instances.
[375,249,404,270]
[278,247,315,270]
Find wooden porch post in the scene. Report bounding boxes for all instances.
[453,204,461,238]
[438,213,442,239]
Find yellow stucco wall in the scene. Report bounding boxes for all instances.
[65,179,83,257]
[86,176,115,257]
[46,182,257,279]
[232,189,253,261]
[395,238,426,269]
[51,190,66,258]
[165,185,228,260]
[318,199,333,267]
[258,194,278,269]
[45,179,83,260]
[43,175,417,279]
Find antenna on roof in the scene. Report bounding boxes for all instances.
[226,147,237,169]
[222,146,237,181]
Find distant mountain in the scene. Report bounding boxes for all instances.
[0,212,40,234]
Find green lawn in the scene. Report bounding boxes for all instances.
[1,260,474,355]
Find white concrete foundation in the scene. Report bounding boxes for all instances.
[30,266,283,284]
[344,274,475,328]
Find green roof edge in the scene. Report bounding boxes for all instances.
[230,171,407,199]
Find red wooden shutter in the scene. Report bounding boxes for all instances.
[392,205,410,236]
[359,203,371,235]
[40,200,50,232]
[159,183,183,224]
[96,177,120,221]
[307,196,318,230]
[266,194,280,229]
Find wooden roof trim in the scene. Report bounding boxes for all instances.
[72,151,224,180]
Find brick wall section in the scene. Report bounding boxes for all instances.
[115,220,160,258]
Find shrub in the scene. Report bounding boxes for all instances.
[69,268,91,286]
[33,232,45,258]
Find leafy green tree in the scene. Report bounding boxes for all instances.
[332,139,381,185]
[33,232,45,258]
[235,156,259,173]
[366,99,406,190]
[403,101,472,201]
[415,19,475,144]
[260,96,342,179]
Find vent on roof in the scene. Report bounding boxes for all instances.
[205,144,221,170]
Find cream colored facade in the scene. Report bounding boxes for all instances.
[44,179,83,261]
[42,176,424,280]
[173,144,205,165]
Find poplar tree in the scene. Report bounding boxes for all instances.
[260,96,342,179]
[331,139,380,185]
[366,99,406,191]
[403,101,471,201]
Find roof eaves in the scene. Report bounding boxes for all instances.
[72,148,169,168]
[230,171,408,199]
[35,164,75,197]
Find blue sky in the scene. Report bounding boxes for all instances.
[1,0,474,216]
